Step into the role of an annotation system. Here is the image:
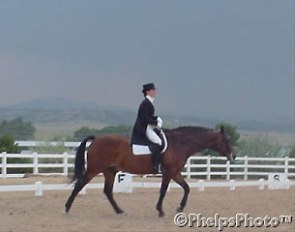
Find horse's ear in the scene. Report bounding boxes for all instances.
[220,126,225,134]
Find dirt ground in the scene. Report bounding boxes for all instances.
[0,176,294,232]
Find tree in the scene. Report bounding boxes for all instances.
[73,127,101,141]
[237,136,282,157]
[97,125,132,137]
[0,135,21,153]
[289,146,295,158]
[214,122,240,146]
[0,135,31,174]
[0,117,36,140]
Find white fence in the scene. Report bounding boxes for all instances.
[1,152,294,180]
[1,179,294,196]
[16,141,80,149]
[185,156,295,180]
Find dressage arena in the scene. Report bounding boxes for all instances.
[0,176,294,232]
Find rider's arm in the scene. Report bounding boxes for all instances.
[139,102,158,126]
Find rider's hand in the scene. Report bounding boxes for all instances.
[157,117,163,128]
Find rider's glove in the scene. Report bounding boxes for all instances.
[157,117,163,128]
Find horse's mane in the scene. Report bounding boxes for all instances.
[162,126,214,146]
[164,126,213,135]
[164,126,213,143]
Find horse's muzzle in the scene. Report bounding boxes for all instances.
[227,153,236,162]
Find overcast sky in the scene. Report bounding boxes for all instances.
[0,0,294,121]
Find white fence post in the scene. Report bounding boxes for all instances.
[187,157,191,179]
[229,179,235,191]
[244,156,248,181]
[2,152,7,178]
[284,156,289,178]
[285,179,290,189]
[206,156,211,180]
[198,180,205,191]
[226,161,230,181]
[33,152,38,175]
[258,178,265,190]
[35,181,43,196]
[63,152,68,176]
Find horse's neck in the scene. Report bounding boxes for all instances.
[165,128,217,159]
[183,132,216,157]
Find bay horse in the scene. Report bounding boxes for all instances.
[65,126,235,217]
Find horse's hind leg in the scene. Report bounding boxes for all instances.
[65,173,95,214]
[172,172,190,212]
[65,177,87,213]
[103,167,124,214]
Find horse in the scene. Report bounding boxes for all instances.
[65,126,235,217]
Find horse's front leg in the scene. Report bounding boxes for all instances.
[156,174,171,218]
[172,172,190,212]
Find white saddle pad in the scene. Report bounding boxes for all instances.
[132,131,168,156]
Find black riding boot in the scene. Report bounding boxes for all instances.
[150,144,162,174]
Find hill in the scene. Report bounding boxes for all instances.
[0,98,293,134]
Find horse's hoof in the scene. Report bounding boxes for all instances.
[119,211,127,216]
[158,212,165,218]
[176,206,183,213]
[64,210,69,215]
[116,209,125,214]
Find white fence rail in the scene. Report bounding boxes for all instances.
[185,156,295,180]
[0,179,294,196]
[0,152,75,178]
[1,152,295,180]
[16,141,81,149]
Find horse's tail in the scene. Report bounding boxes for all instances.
[72,136,95,183]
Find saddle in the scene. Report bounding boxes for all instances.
[132,129,168,156]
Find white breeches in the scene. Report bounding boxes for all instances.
[146,125,162,145]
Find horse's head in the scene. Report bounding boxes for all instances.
[214,126,236,162]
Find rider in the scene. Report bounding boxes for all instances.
[131,83,163,174]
